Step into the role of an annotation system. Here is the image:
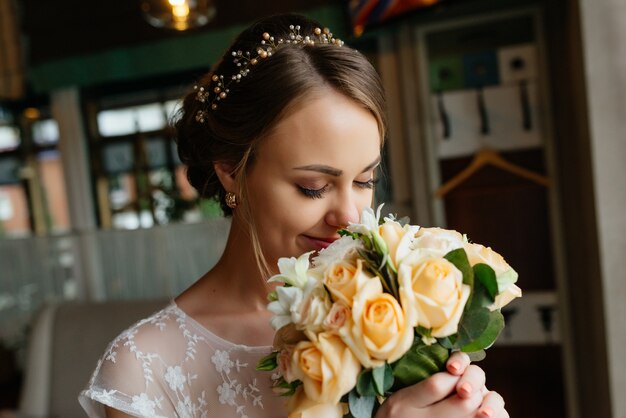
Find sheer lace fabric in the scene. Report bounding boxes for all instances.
[79,302,286,418]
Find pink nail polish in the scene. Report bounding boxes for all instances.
[480,407,494,417]
[459,382,472,396]
[448,361,460,373]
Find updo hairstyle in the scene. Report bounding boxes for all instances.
[174,13,387,216]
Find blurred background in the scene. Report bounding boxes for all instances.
[0,0,624,417]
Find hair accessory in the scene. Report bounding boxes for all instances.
[193,25,343,118]
[225,191,238,209]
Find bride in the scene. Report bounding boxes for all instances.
[79,13,508,418]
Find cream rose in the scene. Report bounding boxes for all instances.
[464,243,522,310]
[378,220,419,267]
[339,275,415,368]
[288,332,360,405]
[398,250,470,338]
[287,386,346,418]
[298,282,332,332]
[323,259,371,306]
[411,227,466,254]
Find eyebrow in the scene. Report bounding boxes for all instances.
[293,156,381,177]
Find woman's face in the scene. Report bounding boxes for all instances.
[243,89,381,267]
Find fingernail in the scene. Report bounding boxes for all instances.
[480,407,494,417]
[448,361,461,373]
[459,382,472,396]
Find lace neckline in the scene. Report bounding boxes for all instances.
[169,300,273,352]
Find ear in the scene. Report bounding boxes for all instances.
[213,161,237,192]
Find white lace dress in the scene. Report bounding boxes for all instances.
[79,301,287,418]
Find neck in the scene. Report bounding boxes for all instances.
[207,216,275,311]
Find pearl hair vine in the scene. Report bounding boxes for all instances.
[193,24,344,122]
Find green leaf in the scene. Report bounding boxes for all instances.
[349,390,376,418]
[467,349,487,362]
[473,263,498,301]
[267,291,278,302]
[372,363,394,396]
[392,339,449,387]
[356,369,377,397]
[437,335,456,349]
[458,309,504,352]
[444,248,474,308]
[255,351,278,371]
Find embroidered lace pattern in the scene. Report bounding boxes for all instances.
[79,302,286,418]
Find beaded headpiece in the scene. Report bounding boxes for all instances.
[193,24,344,122]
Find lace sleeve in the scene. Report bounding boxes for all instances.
[79,303,287,418]
[79,319,178,418]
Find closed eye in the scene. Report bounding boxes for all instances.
[297,184,329,199]
[354,178,378,189]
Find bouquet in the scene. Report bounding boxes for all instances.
[257,206,522,418]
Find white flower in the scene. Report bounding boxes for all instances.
[268,251,314,288]
[164,365,186,392]
[346,204,383,236]
[311,236,363,273]
[211,350,234,374]
[267,285,304,330]
[217,382,237,406]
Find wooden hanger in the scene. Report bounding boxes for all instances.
[435,148,550,197]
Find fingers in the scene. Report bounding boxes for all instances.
[429,387,484,417]
[456,364,486,400]
[446,351,471,376]
[394,372,461,408]
[475,390,506,418]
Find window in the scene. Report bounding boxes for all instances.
[88,90,221,230]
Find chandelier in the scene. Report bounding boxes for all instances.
[141,0,216,31]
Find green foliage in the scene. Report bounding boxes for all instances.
[473,263,498,301]
[356,369,377,397]
[444,248,475,309]
[372,363,394,396]
[255,351,278,371]
[457,308,504,352]
[392,338,449,387]
[348,390,376,418]
[273,378,302,397]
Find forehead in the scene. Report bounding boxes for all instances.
[256,90,381,170]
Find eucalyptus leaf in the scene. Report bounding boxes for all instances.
[349,390,376,418]
[460,309,504,352]
[372,363,394,395]
[444,249,475,308]
[356,369,377,397]
[467,349,487,362]
[392,339,449,387]
[473,263,498,301]
[456,307,491,348]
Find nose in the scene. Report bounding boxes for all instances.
[324,191,361,229]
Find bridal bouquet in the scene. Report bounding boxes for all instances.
[257,206,521,418]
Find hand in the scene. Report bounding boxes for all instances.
[374,352,509,418]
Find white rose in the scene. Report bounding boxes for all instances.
[410,227,466,254]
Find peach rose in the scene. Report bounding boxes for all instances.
[288,332,360,404]
[398,250,470,338]
[323,259,371,307]
[339,275,415,368]
[287,386,347,418]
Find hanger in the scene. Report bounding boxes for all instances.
[435,147,550,197]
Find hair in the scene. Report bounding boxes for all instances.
[174,13,387,277]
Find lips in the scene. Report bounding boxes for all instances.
[302,235,339,251]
